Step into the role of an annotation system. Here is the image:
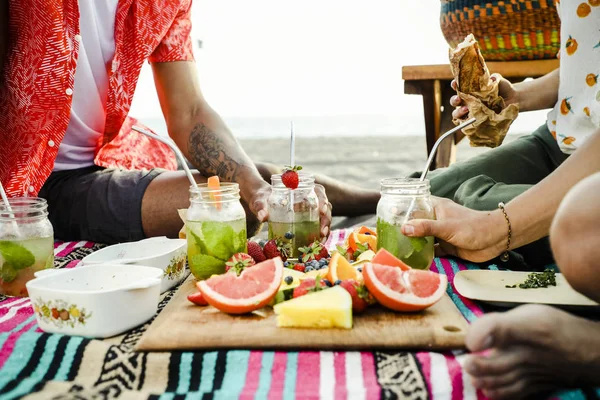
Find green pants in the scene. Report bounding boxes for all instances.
[419,124,569,270]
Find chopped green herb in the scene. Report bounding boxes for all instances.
[505,269,557,289]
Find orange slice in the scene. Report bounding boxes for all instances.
[207,176,222,210]
[346,232,359,252]
[327,252,360,282]
[356,233,377,251]
[357,226,377,236]
[362,263,446,312]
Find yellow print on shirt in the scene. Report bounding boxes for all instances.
[586,74,598,86]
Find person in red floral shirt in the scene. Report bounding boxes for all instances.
[0,1,380,243]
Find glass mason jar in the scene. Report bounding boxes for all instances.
[186,183,247,280]
[376,178,435,270]
[0,198,54,297]
[268,173,320,259]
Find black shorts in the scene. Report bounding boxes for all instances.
[39,166,163,244]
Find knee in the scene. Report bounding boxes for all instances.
[550,173,600,297]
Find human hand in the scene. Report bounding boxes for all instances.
[247,181,332,239]
[450,75,519,120]
[401,197,506,263]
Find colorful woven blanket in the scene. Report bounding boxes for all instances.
[0,230,595,399]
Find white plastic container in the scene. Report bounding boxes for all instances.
[26,264,162,338]
[81,237,187,293]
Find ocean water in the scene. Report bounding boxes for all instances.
[137,110,549,140]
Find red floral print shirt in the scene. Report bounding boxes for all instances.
[0,0,194,197]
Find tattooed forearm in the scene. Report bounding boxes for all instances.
[187,122,247,181]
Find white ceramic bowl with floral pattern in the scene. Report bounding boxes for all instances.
[80,237,188,293]
[26,264,162,338]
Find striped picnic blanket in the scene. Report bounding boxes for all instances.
[0,230,594,399]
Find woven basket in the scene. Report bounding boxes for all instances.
[440,0,560,61]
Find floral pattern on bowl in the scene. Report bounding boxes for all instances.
[163,254,186,281]
[33,298,92,328]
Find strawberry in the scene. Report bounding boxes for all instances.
[263,239,292,262]
[247,240,266,263]
[339,280,374,313]
[225,253,255,275]
[281,165,303,190]
[293,263,306,272]
[292,277,325,298]
[187,291,209,306]
[298,240,328,263]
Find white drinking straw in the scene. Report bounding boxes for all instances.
[289,120,295,212]
[132,126,198,190]
[0,181,20,236]
[402,117,477,225]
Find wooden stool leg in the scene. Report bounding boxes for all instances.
[421,81,439,169]
[435,80,457,168]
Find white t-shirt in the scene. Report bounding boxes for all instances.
[546,0,600,154]
[53,0,119,171]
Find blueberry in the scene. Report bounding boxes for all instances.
[306,266,314,272]
[320,259,328,265]
[284,276,294,285]
[318,264,326,270]
[323,279,333,287]
[284,261,289,267]
[334,280,342,286]
[357,267,363,272]
[284,232,295,239]
[259,240,266,247]
[364,232,371,235]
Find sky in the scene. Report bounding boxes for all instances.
[130,0,450,118]
[129,0,549,135]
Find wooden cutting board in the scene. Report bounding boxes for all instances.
[136,276,469,351]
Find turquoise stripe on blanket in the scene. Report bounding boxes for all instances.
[0,333,41,391]
[255,351,275,399]
[283,352,298,400]
[214,350,250,399]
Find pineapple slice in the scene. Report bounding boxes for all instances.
[273,286,352,329]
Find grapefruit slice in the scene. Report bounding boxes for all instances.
[198,257,283,314]
[371,249,411,271]
[327,252,360,282]
[207,176,222,210]
[362,262,446,312]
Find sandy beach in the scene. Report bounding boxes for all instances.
[240,134,524,190]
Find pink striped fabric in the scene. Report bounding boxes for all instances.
[333,352,347,399]
[296,352,321,398]
[361,352,380,399]
[240,351,263,399]
[0,318,37,369]
[267,352,287,400]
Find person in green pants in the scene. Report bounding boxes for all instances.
[416,69,568,270]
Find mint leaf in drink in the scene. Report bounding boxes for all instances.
[232,227,247,253]
[189,254,226,280]
[0,241,35,270]
[408,237,428,253]
[201,221,235,261]
[189,229,210,255]
[0,264,18,283]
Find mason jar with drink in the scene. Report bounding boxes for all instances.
[376,178,435,270]
[186,180,247,280]
[0,198,54,297]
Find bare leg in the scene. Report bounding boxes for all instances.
[463,172,600,400]
[255,161,380,217]
[141,170,262,238]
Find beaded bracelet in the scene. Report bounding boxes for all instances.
[498,202,512,262]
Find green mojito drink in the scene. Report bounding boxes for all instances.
[376,178,435,270]
[268,220,320,259]
[186,181,247,280]
[267,173,320,259]
[377,218,434,270]
[187,219,247,279]
[0,198,54,297]
[0,237,54,297]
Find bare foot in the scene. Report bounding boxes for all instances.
[464,304,600,400]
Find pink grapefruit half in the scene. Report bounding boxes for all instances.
[371,248,411,271]
[197,257,283,314]
[362,262,446,312]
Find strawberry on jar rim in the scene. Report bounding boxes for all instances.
[281,165,303,190]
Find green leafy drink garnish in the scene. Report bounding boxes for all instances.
[0,241,36,283]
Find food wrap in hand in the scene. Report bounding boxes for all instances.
[449,34,519,148]
[178,209,187,239]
